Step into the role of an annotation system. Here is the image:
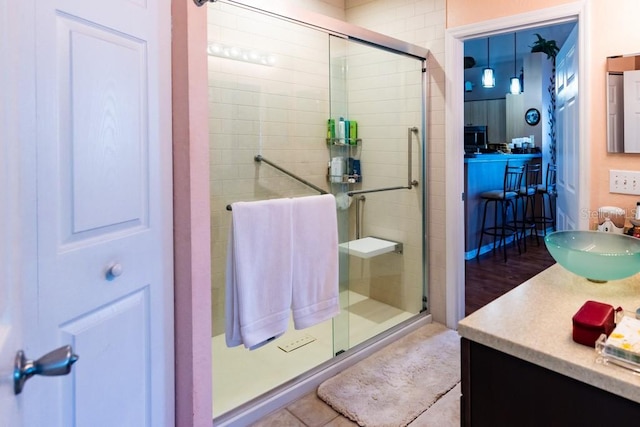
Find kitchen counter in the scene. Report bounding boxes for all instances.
[464,153,542,258]
[459,264,640,424]
[464,152,541,162]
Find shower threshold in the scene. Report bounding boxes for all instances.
[212,291,422,421]
[213,310,432,426]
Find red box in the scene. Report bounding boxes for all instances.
[572,300,616,347]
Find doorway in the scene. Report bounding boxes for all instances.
[463,22,576,315]
[445,4,589,327]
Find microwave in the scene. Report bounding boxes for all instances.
[464,125,487,149]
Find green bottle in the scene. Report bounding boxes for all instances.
[327,119,335,140]
[349,120,358,144]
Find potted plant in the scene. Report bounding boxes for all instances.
[530,34,559,165]
[530,34,559,60]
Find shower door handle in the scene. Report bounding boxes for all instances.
[408,127,419,188]
[346,128,421,197]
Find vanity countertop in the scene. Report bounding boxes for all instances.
[458,263,640,404]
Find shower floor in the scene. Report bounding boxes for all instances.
[212,291,415,417]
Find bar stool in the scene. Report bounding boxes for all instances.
[476,163,525,262]
[535,163,557,235]
[517,163,541,251]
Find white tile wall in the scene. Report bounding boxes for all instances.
[346,0,447,321]
[208,0,446,333]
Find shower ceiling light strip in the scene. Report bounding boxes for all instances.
[207,43,276,66]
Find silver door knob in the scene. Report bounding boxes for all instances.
[14,345,79,395]
[106,263,123,280]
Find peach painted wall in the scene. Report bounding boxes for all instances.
[446,0,576,29]
[448,0,640,227]
[588,0,640,224]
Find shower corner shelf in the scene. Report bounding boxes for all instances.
[326,138,362,146]
[327,138,363,185]
[339,236,403,259]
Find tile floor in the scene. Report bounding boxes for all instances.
[248,322,462,427]
[250,376,461,427]
[250,392,359,426]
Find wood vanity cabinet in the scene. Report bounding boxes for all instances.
[460,338,640,426]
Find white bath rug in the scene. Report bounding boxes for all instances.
[317,322,460,427]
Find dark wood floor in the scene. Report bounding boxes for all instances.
[465,234,556,316]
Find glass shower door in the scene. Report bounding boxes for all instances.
[209,1,428,419]
[329,35,426,354]
[209,3,338,417]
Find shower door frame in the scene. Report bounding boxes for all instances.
[225,0,429,60]
[328,33,429,355]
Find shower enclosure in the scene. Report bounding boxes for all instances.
[208,1,429,420]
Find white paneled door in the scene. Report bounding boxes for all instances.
[1,1,174,426]
[0,3,29,425]
[623,69,640,153]
[608,73,624,153]
[555,25,579,230]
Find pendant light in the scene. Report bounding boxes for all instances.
[510,33,522,94]
[482,37,495,88]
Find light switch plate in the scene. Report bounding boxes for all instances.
[610,169,640,195]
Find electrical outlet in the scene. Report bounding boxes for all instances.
[610,169,640,195]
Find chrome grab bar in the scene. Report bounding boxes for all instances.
[228,127,419,206]
[226,155,327,210]
[254,155,328,195]
[348,185,413,196]
[355,195,366,239]
[347,127,419,197]
[407,126,417,188]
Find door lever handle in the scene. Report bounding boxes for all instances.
[14,345,79,395]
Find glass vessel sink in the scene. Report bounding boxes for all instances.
[544,230,640,282]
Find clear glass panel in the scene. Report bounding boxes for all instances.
[329,35,426,352]
[208,3,334,417]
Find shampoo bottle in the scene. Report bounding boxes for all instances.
[330,157,345,183]
[338,117,345,141]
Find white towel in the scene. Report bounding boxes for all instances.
[291,194,340,329]
[225,198,293,350]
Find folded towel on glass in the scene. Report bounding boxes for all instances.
[225,194,340,350]
[291,194,340,329]
[225,198,293,350]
